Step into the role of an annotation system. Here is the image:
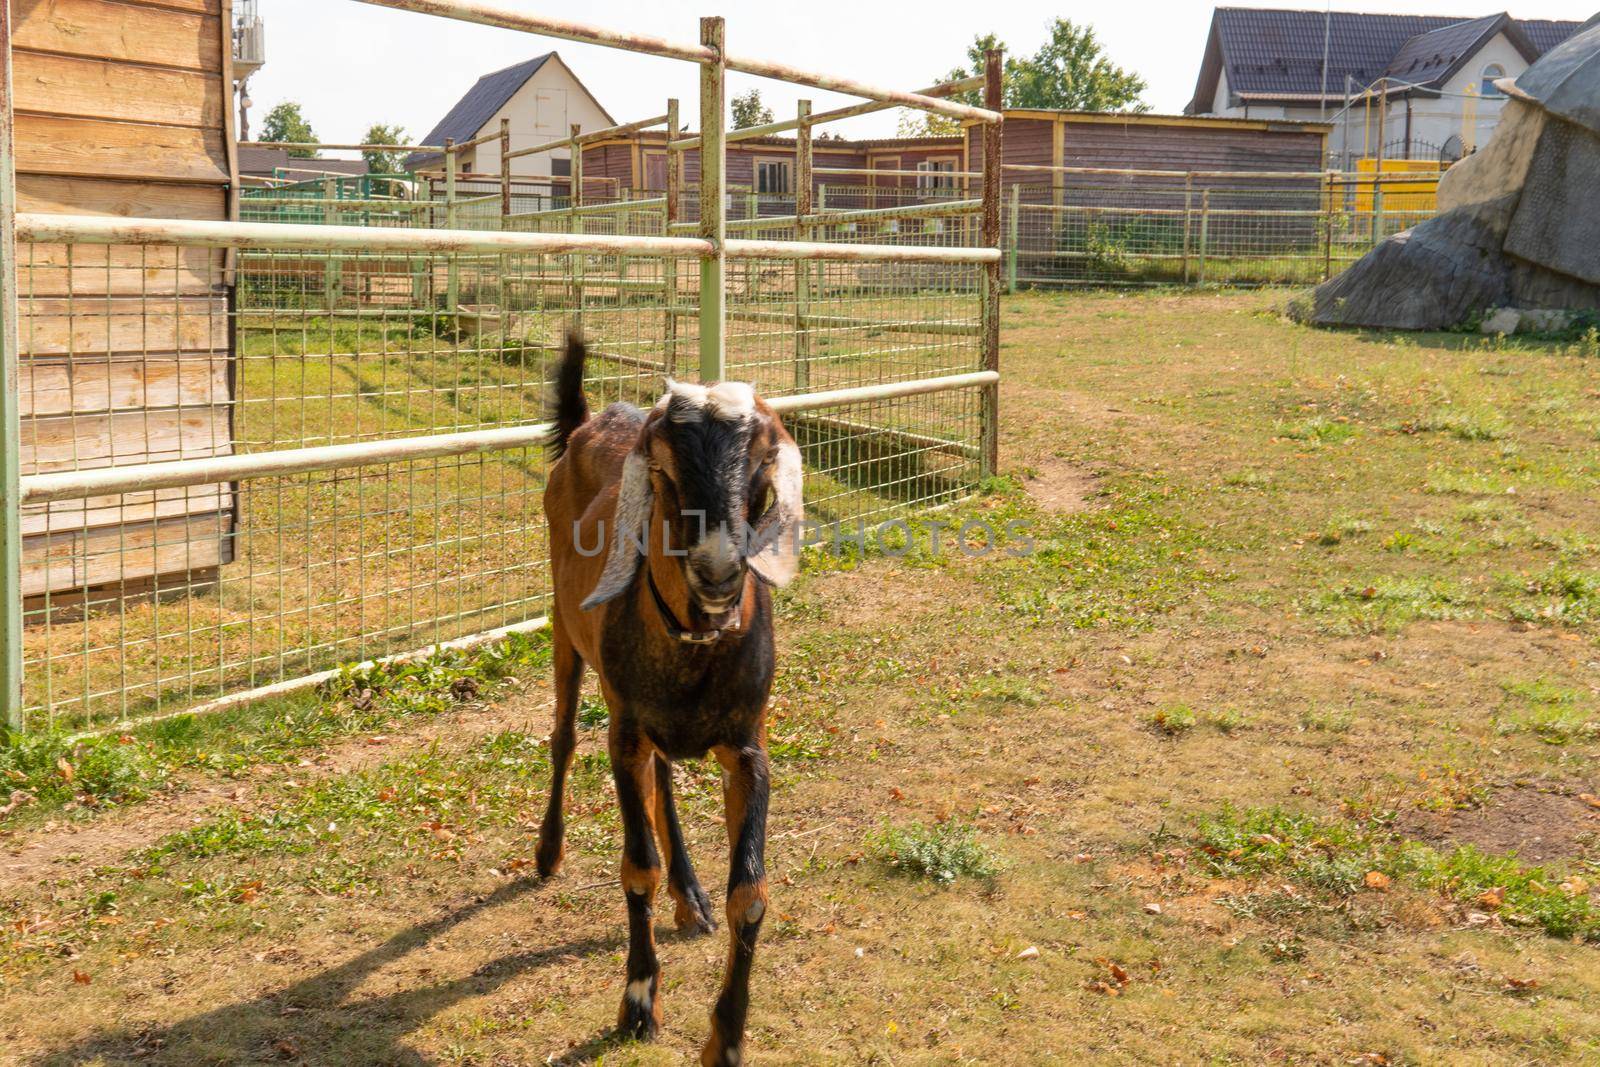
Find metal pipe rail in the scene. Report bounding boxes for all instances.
[241,140,444,152]
[1003,163,1439,184]
[351,0,1001,124]
[503,114,670,162]
[21,372,1000,504]
[670,75,984,151]
[15,213,1000,265]
[669,196,981,233]
[815,167,984,179]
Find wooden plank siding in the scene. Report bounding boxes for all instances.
[12,0,238,599]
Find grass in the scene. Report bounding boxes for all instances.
[6,289,1600,1064]
[1188,806,1600,942]
[866,821,1003,885]
[0,632,549,827]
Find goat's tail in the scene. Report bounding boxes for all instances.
[549,330,589,461]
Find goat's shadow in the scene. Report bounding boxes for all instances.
[32,875,624,1066]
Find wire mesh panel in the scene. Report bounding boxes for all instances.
[1005,173,1440,289]
[13,198,988,731]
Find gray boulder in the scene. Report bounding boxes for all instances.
[1302,15,1600,330]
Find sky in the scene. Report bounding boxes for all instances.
[247,1,1596,152]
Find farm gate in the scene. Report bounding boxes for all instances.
[0,3,1004,733]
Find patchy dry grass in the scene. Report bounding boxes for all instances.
[3,289,1600,1064]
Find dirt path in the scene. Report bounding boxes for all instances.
[0,691,552,888]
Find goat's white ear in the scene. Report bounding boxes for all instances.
[581,451,653,610]
[746,441,804,588]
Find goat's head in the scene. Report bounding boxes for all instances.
[582,379,803,622]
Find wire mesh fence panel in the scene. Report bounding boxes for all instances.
[13,192,989,731]
[1004,174,1441,289]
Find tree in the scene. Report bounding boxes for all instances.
[259,102,319,156]
[731,88,774,130]
[905,19,1147,134]
[361,123,408,174]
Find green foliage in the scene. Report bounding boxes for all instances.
[731,88,774,130]
[1146,704,1198,736]
[361,122,409,174]
[259,102,319,157]
[932,19,1147,115]
[868,820,1002,884]
[1190,806,1600,942]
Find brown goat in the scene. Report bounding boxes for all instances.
[537,334,803,1064]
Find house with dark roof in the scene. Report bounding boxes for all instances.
[403,52,614,181]
[1187,8,1581,163]
[238,146,370,182]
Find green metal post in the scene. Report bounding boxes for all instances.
[444,137,460,313]
[663,98,680,376]
[322,176,343,309]
[698,16,726,382]
[0,5,22,726]
[1182,173,1193,285]
[1005,182,1019,294]
[794,99,812,390]
[1372,183,1385,248]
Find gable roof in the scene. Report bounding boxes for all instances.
[403,52,614,170]
[239,146,370,179]
[1188,8,1581,113]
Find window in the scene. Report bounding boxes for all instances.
[1480,63,1506,97]
[916,159,956,192]
[755,159,791,195]
[550,156,572,199]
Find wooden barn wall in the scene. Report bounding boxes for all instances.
[1059,119,1326,174]
[11,0,236,599]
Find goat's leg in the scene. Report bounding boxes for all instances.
[535,625,584,878]
[612,727,665,1040]
[653,755,717,936]
[701,741,770,1067]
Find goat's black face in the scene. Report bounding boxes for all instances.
[646,381,779,622]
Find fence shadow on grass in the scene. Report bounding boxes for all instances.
[34,875,622,1066]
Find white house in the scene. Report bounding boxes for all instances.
[1187,9,1581,164]
[403,52,614,180]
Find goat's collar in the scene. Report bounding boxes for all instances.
[647,571,738,645]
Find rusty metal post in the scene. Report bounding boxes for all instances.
[698,16,727,382]
[499,117,511,219]
[1182,172,1193,285]
[1197,188,1210,285]
[1372,81,1388,245]
[1323,171,1334,281]
[979,48,1003,479]
[0,2,23,725]
[663,97,680,376]
[794,99,812,390]
[569,123,584,318]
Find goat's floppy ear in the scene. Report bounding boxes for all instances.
[581,450,653,610]
[746,439,804,588]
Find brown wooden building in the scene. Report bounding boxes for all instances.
[966,109,1331,187]
[13,0,238,599]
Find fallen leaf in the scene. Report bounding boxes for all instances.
[1503,975,1540,992]
[1016,946,1040,960]
[1578,793,1600,811]
[72,970,91,985]
[56,758,75,784]
[1108,962,1130,986]
[0,790,35,817]
[1476,887,1505,910]
[1364,871,1391,891]
[1143,902,1163,915]
[1559,876,1588,896]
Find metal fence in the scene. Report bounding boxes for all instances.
[1003,169,1440,289]
[1,5,1004,733]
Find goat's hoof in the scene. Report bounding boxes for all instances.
[534,836,564,879]
[616,992,660,1042]
[674,886,718,936]
[700,1036,742,1066]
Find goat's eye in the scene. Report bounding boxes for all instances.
[759,449,777,469]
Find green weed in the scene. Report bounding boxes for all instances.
[867,820,1002,885]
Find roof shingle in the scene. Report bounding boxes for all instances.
[403,54,554,169]
[1192,8,1581,111]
